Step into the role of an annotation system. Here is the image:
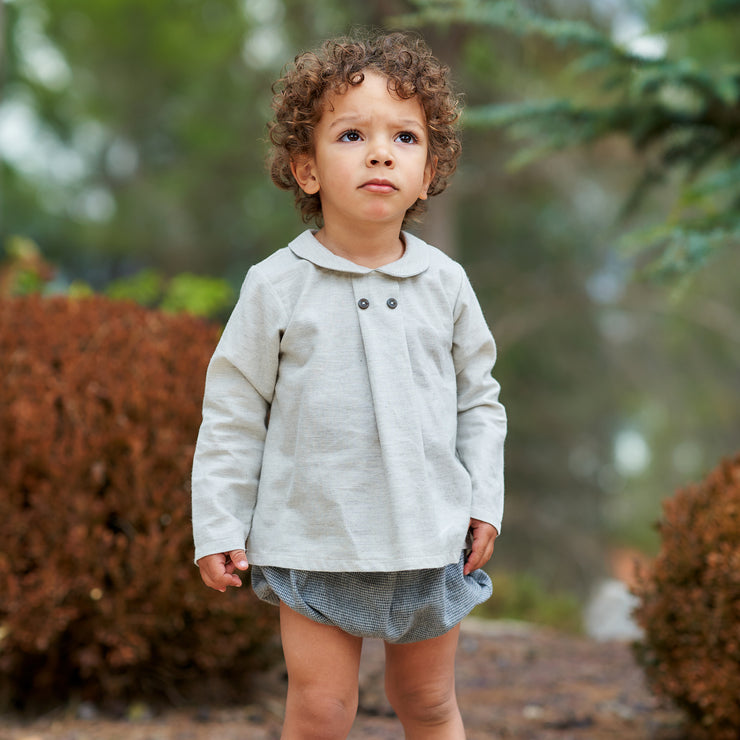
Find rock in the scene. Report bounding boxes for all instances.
[76,701,100,720]
[584,578,644,642]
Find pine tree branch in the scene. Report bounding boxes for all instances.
[403,0,740,276]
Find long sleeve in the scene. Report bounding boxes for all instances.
[191,267,285,563]
[452,271,507,533]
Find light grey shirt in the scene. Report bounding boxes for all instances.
[191,230,506,571]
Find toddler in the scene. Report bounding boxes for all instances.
[192,31,507,740]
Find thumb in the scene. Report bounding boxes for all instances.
[229,549,249,570]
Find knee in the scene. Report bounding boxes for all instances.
[288,686,359,738]
[385,678,458,727]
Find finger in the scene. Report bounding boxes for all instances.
[228,549,249,571]
[464,549,483,575]
[199,566,227,592]
[464,534,495,575]
[206,571,243,592]
[464,542,481,575]
[465,548,490,575]
[199,554,243,591]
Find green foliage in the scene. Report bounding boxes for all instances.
[400,0,614,49]
[633,452,740,739]
[0,241,235,320]
[406,0,740,279]
[0,0,399,281]
[1,0,288,277]
[0,295,278,710]
[105,269,165,307]
[0,237,55,296]
[159,273,236,319]
[105,269,236,320]
[472,570,582,633]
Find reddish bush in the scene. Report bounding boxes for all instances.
[0,295,278,711]
[633,452,740,739]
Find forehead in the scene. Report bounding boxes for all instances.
[320,70,426,123]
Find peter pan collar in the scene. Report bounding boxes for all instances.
[288,230,430,278]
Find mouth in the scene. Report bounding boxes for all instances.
[360,179,398,193]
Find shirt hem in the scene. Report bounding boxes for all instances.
[247,548,464,573]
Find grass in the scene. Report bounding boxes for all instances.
[472,570,583,633]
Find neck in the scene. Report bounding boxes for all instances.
[314,221,405,268]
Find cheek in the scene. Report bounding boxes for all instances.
[319,152,354,179]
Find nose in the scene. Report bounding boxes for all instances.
[367,140,394,168]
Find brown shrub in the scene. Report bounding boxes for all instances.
[0,295,278,711]
[633,452,740,739]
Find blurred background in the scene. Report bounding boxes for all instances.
[1,0,738,620]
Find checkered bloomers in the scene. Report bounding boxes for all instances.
[251,550,491,643]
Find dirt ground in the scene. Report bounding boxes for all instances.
[0,618,686,740]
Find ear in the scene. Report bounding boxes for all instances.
[418,156,436,201]
[290,155,320,195]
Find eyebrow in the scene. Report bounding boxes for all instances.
[327,115,426,131]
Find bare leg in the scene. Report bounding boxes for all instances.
[384,624,465,740]
[279,602,363,740]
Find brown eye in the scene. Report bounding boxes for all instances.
[339,130,362,142]
[396,132,417,144]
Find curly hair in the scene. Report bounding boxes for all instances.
[268,31,463,227]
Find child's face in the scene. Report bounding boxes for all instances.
[292,70,434,233]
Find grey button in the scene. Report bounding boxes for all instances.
[358,298,370,309]
[386,298,398,309]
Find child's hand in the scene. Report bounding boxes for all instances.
[463,519,498,576]
[197,549,249,592]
